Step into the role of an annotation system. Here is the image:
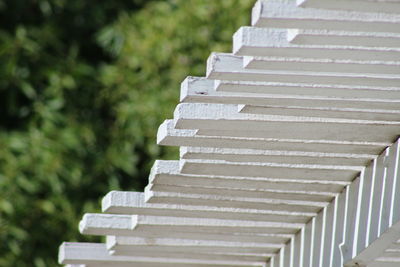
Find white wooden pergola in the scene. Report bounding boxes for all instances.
[59,0,400,266]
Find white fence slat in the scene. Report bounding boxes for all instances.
[340,177,361,263]
[388,140,400,226]
[331,191,346,267]
[322,201,335,266]
[311,211,324,267]
[301,221,312,267]
[291,233,301,267]
[368,155,386,244]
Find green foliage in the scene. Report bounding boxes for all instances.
[0,0,253,266]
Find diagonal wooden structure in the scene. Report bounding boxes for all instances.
[59,0,400,266]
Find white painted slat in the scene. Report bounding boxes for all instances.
[116,228,291,245]
[311,210,324,267]
[207,53,400,88]
[368,154,386,245]
[338,177,361,264]
[145,189,324,214]
[251,0,400,33]
[181,77,400,116]
[59,242,265,267]
[102,191,311,224]
[239,105,400,122]
[297,0,400,14]
[380,148,395,236]
[282,244,291,267]
[194,129,390,153]
[187,79,400,109]
[178,158,361,178]
[354,164,374,257]
[287,29,400,49]
[233,27,400,61]
[321,202,335,266]
[173,104,400,143]
[243,56,400,76]
[180,147,370,167]
[278,247,285,267]
[387,140,400,226]
[148,183,334,204]
[104,236,282,255]
[331,190,346,267]
[80,214,303,236]
[110,248,271,263]
[291,233,301,267]
[158,120,382,156]
[215,81,400,108]
[110,250,273,264]
[179,159,359,182]
[150,160,347,194]
[107,236,275,261]
[301,220,313,267]
[270,250,280,267]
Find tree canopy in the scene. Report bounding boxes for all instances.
[0,0,253,266]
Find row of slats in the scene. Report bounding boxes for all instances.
[59,0,400,266]
[267,140,400,267]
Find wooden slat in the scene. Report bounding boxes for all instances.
[59,243,265,267]
[251,0,400,33]
[145,189,324,214]
[102,191,311,224]
[180,147,371,167]
[80,214,303,236]
[297,0,400,14]
[243,56,400,76]
[207,53,400,88]
[287,29,400,48]
[173,103,400,143]
[233,27,400,61]
[181,77,400,112]
[158,120,382,156]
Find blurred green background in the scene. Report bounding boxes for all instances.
[0,0,253,266]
